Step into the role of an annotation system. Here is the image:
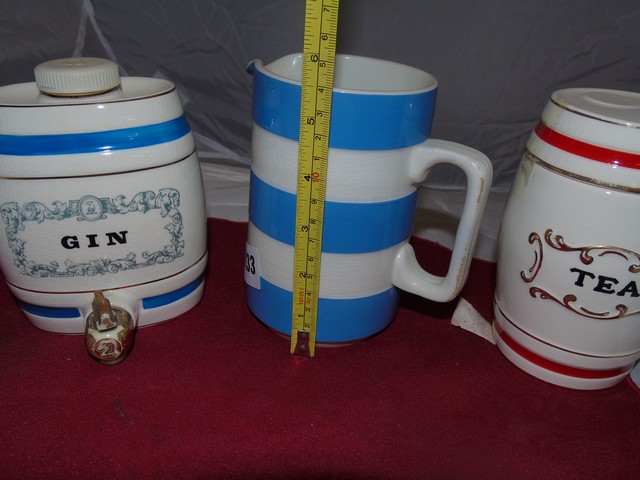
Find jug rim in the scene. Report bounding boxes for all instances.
[252,53,438,95]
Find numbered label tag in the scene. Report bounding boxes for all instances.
[244,243,261,290]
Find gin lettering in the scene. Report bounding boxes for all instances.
[61,231,128,250]
[570,267,639,297]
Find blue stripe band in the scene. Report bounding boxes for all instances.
[0,115,191,156]
[142,274,204,309]
[247,278,399,343]
[18,275,204,318]
[249,172,417,253]
[252,67,436,150]
[20,302,81,319]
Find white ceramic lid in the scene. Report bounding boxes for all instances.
[531,88,640,187]
[538,88,640,157]
[551,88,640,128]
[34,57,121,96]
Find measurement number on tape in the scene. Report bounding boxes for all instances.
[290,0,340,357]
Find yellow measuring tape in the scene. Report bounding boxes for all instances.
[290,0,340,357]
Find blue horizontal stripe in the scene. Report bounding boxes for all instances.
[17,274,204,318]
[142,274,204,309]
[249,172,417,253]
[0,115,191,156]
[251,64,436,150]
[247,278,399,343]
[20,302,81,319]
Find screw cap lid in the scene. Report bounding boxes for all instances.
[34,57,121,96]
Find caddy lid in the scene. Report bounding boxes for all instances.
[551,88,640,128]
[34,57,121,96]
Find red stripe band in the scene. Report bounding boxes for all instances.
[534,122,640,170]
[495,323,632,380]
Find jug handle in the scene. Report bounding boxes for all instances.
[392,138,492,303]
[85,291,135,365]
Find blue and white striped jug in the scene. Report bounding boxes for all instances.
[245,54,492,344]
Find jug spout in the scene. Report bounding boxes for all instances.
[246,59,262,75]
[85,291,134,365]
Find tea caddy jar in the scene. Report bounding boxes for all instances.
[493,88,640,389]
[0,58,208,364]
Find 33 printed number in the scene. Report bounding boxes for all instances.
[245,253,256,275]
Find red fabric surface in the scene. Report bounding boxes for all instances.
[0,218,638,479]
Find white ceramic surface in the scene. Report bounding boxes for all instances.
[247,54,492,343]
[0,58,207,363]
[493,88,640,389]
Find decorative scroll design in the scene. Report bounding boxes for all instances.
[544,229,640,273]
[521,228,639,320]
[529,288,629,320]
[521,232,543,283]
[0,189,183,278]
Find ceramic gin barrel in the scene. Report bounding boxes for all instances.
[0,58,207,364]
[493,88,640,389]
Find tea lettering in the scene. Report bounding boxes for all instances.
[570,267,639,297]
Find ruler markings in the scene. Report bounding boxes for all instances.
[290,0,339,357]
